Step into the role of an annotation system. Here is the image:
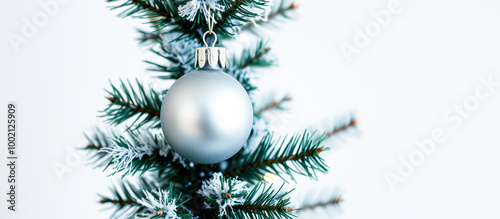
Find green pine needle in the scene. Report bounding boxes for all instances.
[226,39,273,93]
[228,39,273,71]
[296,190,342,215]
[232,131,330,183]
[101,79,163,129]
[82,127,117,168]
[241,0,298,34]
[214,0,271,37]
[146,37,201,80]
[99,177,157,218]
[137,28,163,45]
[255,95,292,116]
[231,182,296,219]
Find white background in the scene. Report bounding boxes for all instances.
[1,0,500,218]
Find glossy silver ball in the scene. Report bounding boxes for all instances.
[160,68,253,164]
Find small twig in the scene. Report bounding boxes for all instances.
[241,3,299,32]
[85,144,104,150]
[100,199,137,205]
[241,47,271,69]
[148,16,162,30]
[299,197,342,211]
[257,96,291,115]
[239,147,325,170]
[326,119,357,138]
[234,205,294,212]
[107,97,161,117]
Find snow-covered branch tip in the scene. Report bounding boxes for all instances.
[83,126,119,151]
[134,184,192,218]
[102,129,187,176]
[197,172,250,217]
[147,37,202,80]
[83,126,123,168]
[197,173,296,219]
[178,0,225,22]
[98,177,158,218]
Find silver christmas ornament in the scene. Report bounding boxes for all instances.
[160,22,253,164]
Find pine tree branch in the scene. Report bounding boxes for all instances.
[102,130,186,177]
[233,205,294,212]
[257,96,292,115]
[231,182,296,219]
[101,79,163,129]
[130,0,172,18]
[326,118,357,138]
[215,0,246,30]
[228,39,273,71]
[99,177,157,218]
[213,0,271,37]
[241,47,271,69]
[240,147,325,171]
[134,184,193,218]
[299,197,342,211]
[296,192,342,216]
[146,38,200,80]
[86,144,104,150]
[197,173,296,218]
[232,131,329,183]
[108,0,204,42]
[106,97,161,117]
[83,127,116,151]
[99,199,137,205]
[137,29,162,45]
[241,2,298,32]
[108,0,174,21]
[82,127,117,167]
[227,39,273,93]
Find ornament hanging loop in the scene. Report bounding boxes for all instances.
[202,4,217,47]
[202,31,217,47]
[195,4,226,69]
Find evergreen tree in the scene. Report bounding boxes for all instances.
[84,0,357,218]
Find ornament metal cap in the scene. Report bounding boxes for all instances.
[195,47,226,69]
[194,7,226,69]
